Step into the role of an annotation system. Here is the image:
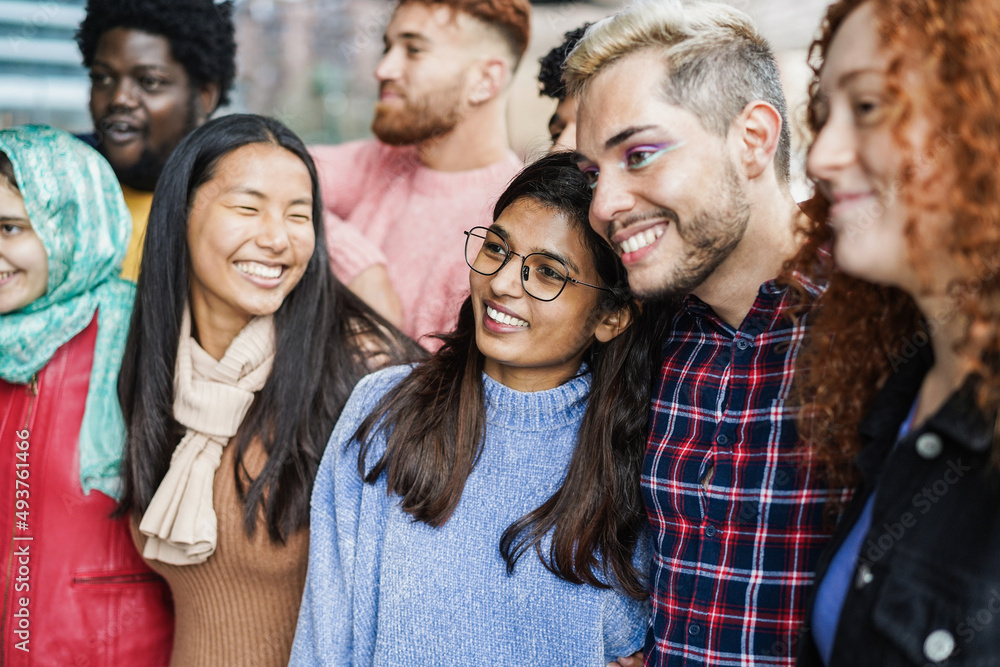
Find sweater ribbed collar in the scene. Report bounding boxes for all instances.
[408,149,521,194]
[482,367,591,432]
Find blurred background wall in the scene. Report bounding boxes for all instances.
[0,0,831,196]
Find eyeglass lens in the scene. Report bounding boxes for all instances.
[465,227,570,301]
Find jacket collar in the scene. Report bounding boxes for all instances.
[856,343,994,485]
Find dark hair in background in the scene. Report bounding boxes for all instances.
[353,152,666,599]
[117,114,423,541]
[0,151,17,191]
[77,0,237,109]
[538,23,591,100]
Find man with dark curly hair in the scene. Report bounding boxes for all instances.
[76,0,236,280]
[538,23,589,152]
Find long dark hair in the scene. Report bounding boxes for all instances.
[117,114,422,541]
[354,152,666,599]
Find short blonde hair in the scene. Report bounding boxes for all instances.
[565,0,790,182]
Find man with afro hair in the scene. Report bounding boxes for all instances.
[537,23,589,152]
[76,0,236,280]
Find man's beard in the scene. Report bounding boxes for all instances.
[371,83,464,146]
[99,94,200,192]
[634,161,751,301]
[105,146,167,192]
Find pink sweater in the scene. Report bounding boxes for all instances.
[311,140,522,347]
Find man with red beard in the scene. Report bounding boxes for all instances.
[75,0,236,281]
[311,0,528,347]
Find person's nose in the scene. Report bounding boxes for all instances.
[807,105,857,185]
[255,210,291,254]
[375,46,403,84]
[589,169,637,242]
[109,78,140,110]
[489,254,526,298]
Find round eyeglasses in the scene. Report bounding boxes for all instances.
[463,226,611,302]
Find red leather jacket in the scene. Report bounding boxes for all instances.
[0,315,174,666]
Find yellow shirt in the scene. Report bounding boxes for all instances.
[120,184,153,282]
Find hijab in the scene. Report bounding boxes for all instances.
[0,125,136,498]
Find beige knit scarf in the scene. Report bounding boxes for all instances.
[139,306,275,566]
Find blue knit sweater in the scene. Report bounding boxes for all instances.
[290,364,649,665]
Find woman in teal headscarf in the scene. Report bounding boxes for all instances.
[0,125,174,665]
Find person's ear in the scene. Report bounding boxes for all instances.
[594,301,634,343]
[195,81,222,123]
[733,100,783,180]
[467,57,507,105]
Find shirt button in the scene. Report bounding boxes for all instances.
[923,629,956,662]
[915,432,944,460]
[735,338,750,351]
[854,563,874,589]
[688,623,701,636]
[704,524,717,537]
[717,433,729,445]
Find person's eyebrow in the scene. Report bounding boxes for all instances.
[228,187,312,208]
[492,223,582,274]
[228,186,267,199]
[531,246,579,274]
[488,223,509,240]
[0,215,29,223]
[604,124,658,152]
[90,58,170,72]
[837,67,886,87]
[384,32,432,47]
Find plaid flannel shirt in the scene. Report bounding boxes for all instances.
[644,275,846,666]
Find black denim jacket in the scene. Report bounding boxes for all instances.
[797,348,1000,666]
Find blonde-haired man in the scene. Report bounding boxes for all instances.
[567,2,843,665]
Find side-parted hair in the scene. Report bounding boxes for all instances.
[788,0,1000,489]
[353,152,668,599]
[398,0,531,69]
[117,114,423,541]
[564,0,791,184]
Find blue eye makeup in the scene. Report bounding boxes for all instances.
[577,140,683,191]
[623,142,684,170]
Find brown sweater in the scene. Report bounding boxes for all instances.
[132,439,309,667]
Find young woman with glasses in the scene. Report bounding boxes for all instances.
[291,152,665,666]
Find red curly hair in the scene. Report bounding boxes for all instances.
[787,0,1000,491]
[397,0,531,66]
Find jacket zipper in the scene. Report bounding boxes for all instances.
[72,572,162,586]
[1,375,38,666]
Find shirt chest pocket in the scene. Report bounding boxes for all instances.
[871,547,1000,665]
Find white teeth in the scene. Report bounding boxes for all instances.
[0,270,17,280]
[486,306,528,328]
[621,226,665,254]
[235,261,282,279]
